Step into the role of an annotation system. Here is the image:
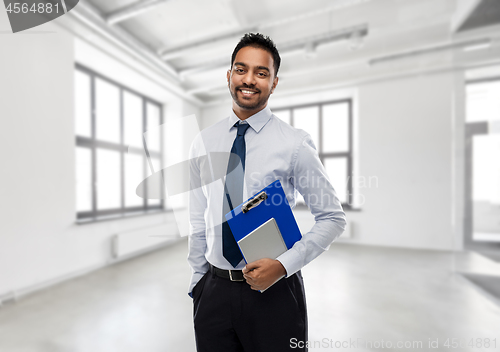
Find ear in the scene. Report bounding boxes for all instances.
[226,69,231,85]
[270,76,279,94]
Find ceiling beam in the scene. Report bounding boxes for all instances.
[157,0,371,61]
[106,0,171,25]
[178,24,369,77]
[159,26,258,61]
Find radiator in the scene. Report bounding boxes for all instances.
[112,223,179,259]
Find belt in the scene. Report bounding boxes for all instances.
[210,264,245,282]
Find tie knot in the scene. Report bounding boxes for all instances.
[236,122,250,136]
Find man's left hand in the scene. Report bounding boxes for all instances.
[242,258,287,291]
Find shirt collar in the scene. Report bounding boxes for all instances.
[228,106,273,133]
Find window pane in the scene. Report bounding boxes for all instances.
[95,78,120,143]
[76,147,92,212]
[146,103,161,152]
[74,70,91,137]
[96,149,121,209]
[322,103,349,153]
[149,198,161,206]
[125,153,144,207]
[295,191,306,206]
[149,157,161,175]
[124,91,143,149]
[324,157,348,204]
[293,106,319,149]
[275,110,291,125]
[148,157,161,206]
[473,134,500,204]
[466,81,500,123]
[472,134,500,241]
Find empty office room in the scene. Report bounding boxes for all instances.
[1,0,500,351]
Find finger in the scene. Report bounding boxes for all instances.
[244,260,261,272]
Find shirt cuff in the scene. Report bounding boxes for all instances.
[276,247,303,278]
[188,270,208,295]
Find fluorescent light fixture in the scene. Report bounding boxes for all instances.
[106,0,171,25]
[463,41,492,51]
[304,42,318,59]
[369,37,491,66]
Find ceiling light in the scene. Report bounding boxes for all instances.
[304,42,317,59]
[369,37,491,66]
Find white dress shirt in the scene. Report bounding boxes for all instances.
[187,106,346,294]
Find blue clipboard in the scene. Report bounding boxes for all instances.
[225,180,302,259]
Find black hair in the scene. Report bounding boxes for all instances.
[230,33,281,77]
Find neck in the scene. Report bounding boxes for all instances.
[232,102,267,120]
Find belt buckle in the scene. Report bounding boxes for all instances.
[229,270,244,282]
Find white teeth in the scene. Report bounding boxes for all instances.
[241,90,256,94]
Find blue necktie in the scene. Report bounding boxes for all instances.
[222,121,250,267]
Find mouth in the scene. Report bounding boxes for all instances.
[238,88,259,98]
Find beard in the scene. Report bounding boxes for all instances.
[229,84,271,111]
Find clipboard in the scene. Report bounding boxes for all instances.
[225,179,302,261]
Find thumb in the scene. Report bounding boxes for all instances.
[243,260,260,273]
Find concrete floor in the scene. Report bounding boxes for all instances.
[1,240,500,352]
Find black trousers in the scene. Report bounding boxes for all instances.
[192,269,307,352]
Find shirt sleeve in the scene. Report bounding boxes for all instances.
[187,137,210,295]
[276,132,347,277]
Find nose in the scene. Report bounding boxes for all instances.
[241,70,257,87]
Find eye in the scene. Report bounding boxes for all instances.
[235,68,245,73]
[258,72,267,77]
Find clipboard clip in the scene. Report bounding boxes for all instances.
[242,191,268,213]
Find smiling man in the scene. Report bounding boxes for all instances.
[188,33,346,352]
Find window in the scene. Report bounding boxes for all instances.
[274,100,353,209]
[74,64,164,222]
[466,79,500,123]
[465,78,500,244]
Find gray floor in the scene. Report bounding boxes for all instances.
[1,240,500,352]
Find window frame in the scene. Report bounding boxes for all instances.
[463,77,500,249]
[273,99,354,210]
[75,63,165,223]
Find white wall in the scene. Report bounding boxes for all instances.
[0,12,196,300]
[200,71,465,251]
[348,71,461,250]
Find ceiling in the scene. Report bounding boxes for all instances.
[69,0,500,105]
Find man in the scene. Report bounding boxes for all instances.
[188,33,346,351]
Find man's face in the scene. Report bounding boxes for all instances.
[227,46,278,114]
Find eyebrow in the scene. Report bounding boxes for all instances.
[234,62,270,73]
